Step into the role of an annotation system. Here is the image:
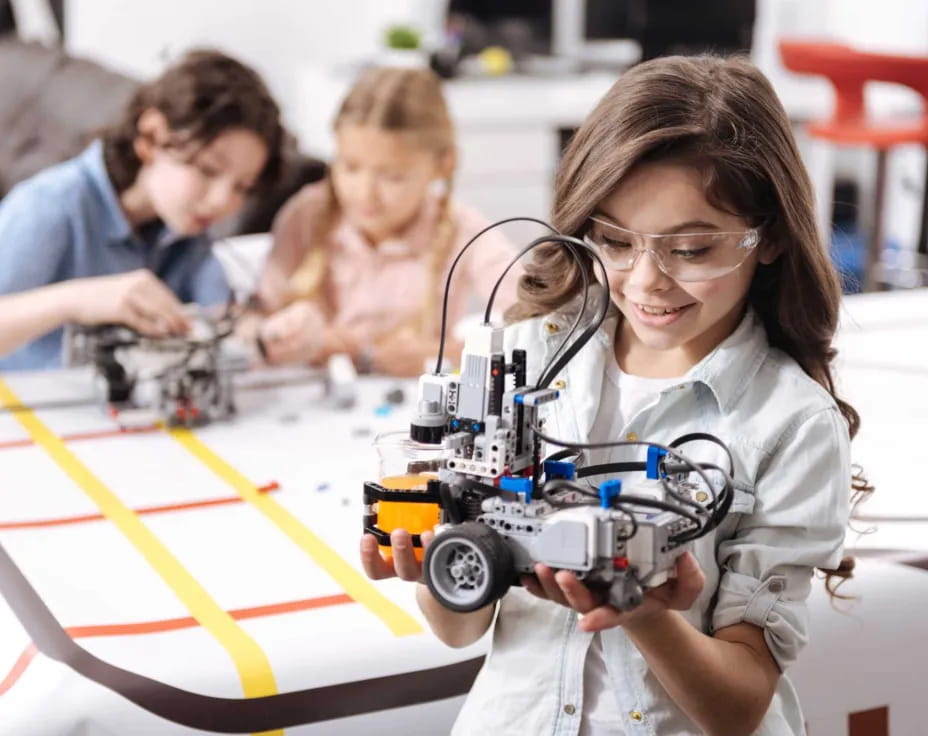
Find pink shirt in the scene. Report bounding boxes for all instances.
[257,182,521,344]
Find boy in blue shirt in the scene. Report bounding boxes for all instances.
[0,49,283,370]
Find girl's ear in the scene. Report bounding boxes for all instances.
[436,148,456,181]
[133,108,170,164]
[758,237,783,265]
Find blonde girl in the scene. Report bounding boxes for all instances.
[253,66,518,376]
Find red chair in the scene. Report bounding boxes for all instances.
[779,40,928,290]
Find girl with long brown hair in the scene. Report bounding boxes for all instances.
[252,66,518,376]
[363,54,864,735]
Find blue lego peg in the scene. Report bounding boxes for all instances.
[499,475,533,503]
[599,478,622,508]
[543,459,576,481]
[646,446,668,479]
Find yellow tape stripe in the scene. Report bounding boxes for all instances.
[0,379,282,726]
[168,427,422,637]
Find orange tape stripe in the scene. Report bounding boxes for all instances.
[0,592,353,696]
[0,483,281,531]
[0,644,37,696]
[0,424,160,451]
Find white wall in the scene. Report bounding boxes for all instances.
[64,0,435,143]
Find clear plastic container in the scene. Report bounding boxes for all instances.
[373,430,443,561]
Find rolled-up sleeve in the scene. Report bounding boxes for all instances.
[713,406,851,670]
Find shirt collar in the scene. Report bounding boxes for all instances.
[78,140,134,243]
[542,290,770,414]
[686,308,769,412]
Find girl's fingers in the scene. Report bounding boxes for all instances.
[576,604,626,633]
[359,533,396,580]
[669,550,705,609]
[534,563,568,606]
[390,529,422,582]
[555,570,599,614]
[521,575,545,599]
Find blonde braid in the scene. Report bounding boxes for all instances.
[420,178,457,337]
[288,177,340,309]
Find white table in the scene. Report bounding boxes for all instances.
[0,368,485,735]
[834,288,928,559]
[0,288,925,734]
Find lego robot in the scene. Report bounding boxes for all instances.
[363,218,735,612]
[64,307,242,428]
[363,322,735,613]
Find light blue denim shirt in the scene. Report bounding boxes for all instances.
[452,297,851,735]
[0,141,230,370]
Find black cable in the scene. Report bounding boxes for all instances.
[434,217,560,375]
[531,428,721,503]
[531,427,735,542]
[668,432,736,478]
[576,462,646,478]
[534,236,612,389]
[543,448,581,463]
[483,234,588,351]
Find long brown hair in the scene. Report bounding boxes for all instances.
[289,66,456,335]
[514,54,869,594]
[102,49,283,194]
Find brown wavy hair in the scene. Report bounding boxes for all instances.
[288,66,457,335]
[512,54,870,596]
[101,49,284,194]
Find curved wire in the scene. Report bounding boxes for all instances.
[531,427,735,543]
[433,217,560,375]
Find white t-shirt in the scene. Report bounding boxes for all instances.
[581,358,681,736]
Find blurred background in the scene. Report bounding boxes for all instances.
[3,0,928,292]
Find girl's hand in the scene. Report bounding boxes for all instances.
[66,269,190,337]
[360,528,434,582]
[370,326,434,377]
[522,550,705,633]
[258,300,326,365]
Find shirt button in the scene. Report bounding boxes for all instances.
[630,710,644,722]
[625,432,638,441]
[554,379,567,390]
[544,321,560,334]
[563,704,576,715]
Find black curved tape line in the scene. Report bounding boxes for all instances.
[0,542,483,732]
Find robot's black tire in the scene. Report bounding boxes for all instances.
[423,522,513,613]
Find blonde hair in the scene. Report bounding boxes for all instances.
[289,66,457,335]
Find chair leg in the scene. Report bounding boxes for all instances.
[805,136,836,249]
[916,151,928,287]
[865,149,888,292]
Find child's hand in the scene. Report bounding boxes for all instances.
[371,326,435,377]
[522,551,705,633]
[360,528,435,582]
[66,269,190,337]
[258,300,326,365]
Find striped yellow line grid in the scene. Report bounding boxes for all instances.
[0,378,282,736]
[168,426,422,637]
